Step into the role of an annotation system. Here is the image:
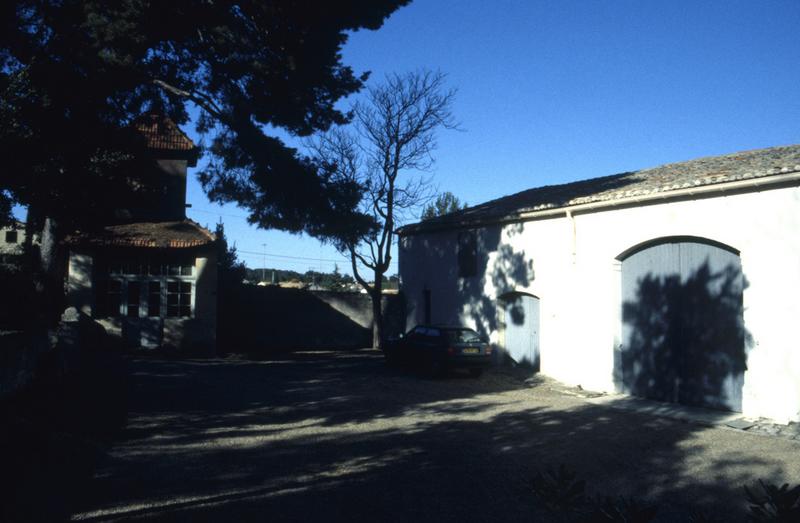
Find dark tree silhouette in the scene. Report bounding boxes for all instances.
[311,71,458,349]
[0,0,408,320]
[619,261,749,411]
[214,221,246,288]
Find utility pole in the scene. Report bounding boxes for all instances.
[261,243,266,283]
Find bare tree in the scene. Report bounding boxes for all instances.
[312,70,458,349]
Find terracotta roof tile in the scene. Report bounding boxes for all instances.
[65,220,215,249]
[404,144,800,233]
[134,113,196,152]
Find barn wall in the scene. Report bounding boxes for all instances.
[400,184,800,423]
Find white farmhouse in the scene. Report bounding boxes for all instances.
[398,144,800,423]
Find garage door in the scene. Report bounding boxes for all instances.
[504,294,540,370]
[619,238,745,411]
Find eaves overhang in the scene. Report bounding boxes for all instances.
[398,168,800,236]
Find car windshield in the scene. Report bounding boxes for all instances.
[445,329,482,343]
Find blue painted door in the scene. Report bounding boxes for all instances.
[619,239,745,411]
[504,294,540,370]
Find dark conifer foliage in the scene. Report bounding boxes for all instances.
[0,0,408,237]
[215,220,246,287]
[421,191,467,220]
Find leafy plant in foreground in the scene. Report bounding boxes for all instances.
[529,464,588,514]
[591,496,658,522]
[744,480,800,522]
[529,464,800,522]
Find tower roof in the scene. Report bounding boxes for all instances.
[133,113,199,165]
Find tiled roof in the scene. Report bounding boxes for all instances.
[133,113,197,152]
[403,144,800,233]
[65,220,215,249]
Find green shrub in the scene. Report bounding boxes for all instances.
[591,496,657,522]
[529,464,587,514]
[687,509,725,522]
[744,480,800,522]
[529,465,658,522]
[530,464,800,522]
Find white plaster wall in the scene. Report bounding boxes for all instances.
[66,248,219,354]
[400,185,800,423]
[195,251,218,325]
[67,251,94,315]
[0,225,26,255]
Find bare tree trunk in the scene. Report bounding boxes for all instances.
[23,209,37,263]
[36,216,65,325]
[371,276,383,350]
[312,72,456,352]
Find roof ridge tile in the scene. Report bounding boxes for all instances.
[405,143,800,233]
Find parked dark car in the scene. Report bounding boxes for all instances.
[384,325,492,377]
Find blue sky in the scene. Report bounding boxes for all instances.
[184,0,799,276]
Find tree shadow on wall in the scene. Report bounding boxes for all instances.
[460,223,534,339]
[409,222,535,367]
[617,260,751,412]
[501,292,540,371]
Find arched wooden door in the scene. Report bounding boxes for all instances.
[503,293,540,370]
[619,237,745,411]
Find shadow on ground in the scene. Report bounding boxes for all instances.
[0,348,128,522]
[70,351,797,522]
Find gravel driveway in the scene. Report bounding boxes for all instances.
[71,350,800,522]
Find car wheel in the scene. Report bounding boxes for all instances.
[468,368,483,378]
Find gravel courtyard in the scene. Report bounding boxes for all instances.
[71,350,800,522]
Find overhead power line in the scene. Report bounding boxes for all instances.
[237,248,397,267]
[235,250,398,268]
[190,207,399,268]
[237,248,348,263]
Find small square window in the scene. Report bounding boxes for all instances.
[148,262,162,276]
[458,231,477,278]
[148,282,161,317]
[108,261,122,275]
[179,283,191,316]
[104,279,122,317]
[123,261,142,275]
[127,281,141,318]
[166,281,192,317]
[5,230,17,244]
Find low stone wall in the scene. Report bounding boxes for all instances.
[218,286,405,353]
[313,290,405,333]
